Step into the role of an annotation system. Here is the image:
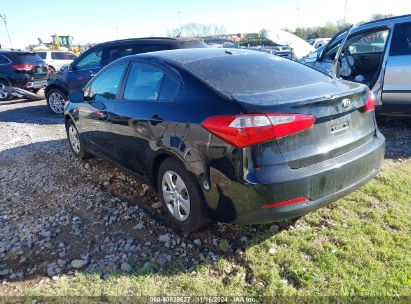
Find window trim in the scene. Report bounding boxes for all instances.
[119,59,181,103]
[0,54,12,65]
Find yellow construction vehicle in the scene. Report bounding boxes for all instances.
[31,34,81,54]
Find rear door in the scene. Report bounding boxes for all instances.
[382,21,411,113]
[110,61,180,177]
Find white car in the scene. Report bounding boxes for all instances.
[36,51,78,73]
[306,38,331,49]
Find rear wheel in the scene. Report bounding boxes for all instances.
[66,119,91,159]
[0,80,11,101]
[46,88,67,114]
[157,158,210,232]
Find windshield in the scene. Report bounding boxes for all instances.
[184,52,331,95]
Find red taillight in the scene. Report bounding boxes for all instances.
[262,197,310,209]
[12,64,35,71]
[202,113,315,148]
[363,91,375,112]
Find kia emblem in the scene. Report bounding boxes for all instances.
[341,98,351,109]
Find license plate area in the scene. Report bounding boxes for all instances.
[328,115,352,136]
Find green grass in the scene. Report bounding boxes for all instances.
[22,160,411,297]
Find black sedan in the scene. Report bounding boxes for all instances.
[64,49,385,232]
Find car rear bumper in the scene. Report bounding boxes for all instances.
[205,131,385,224]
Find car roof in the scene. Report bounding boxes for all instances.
[0,49,37,55]
[94,37,203,47]
[124,48,249,64]
[355,14,411,32]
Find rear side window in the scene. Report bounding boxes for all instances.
[37,52,47,59]
[107,46,133,63]
[51,52,77,60]
[124,63,179,101]
[184,53,330,94]
[88,64,126,101]
[390,22,411,56]
[75,49,102,70]
[0,55,10,64]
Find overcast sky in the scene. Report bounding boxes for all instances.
[0,0,410,48]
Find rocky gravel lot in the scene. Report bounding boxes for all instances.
[0,98,410,290]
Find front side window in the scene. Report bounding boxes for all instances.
[87,64,126,101]
[347,30,389,54]
[75,49,102,70]
[124,63,179,101]
[390,22,411,56]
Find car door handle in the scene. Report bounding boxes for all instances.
[148,114,163,124]
[90,74,96,77]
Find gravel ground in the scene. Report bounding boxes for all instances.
[0,98,410,286]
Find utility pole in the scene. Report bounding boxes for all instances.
[178,11,182,32]
[0,14,13,49]
[296,7,300,29]
[343,0,348,24]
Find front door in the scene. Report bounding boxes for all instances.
[77,63,127,157]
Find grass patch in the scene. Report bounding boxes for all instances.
[20,160,411,297]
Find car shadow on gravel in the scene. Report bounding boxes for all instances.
[0,139,290,285]
[377,116,411,159]
[0,103,63,125]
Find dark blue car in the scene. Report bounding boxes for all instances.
[45,37,207,114]
[64,48,385,232]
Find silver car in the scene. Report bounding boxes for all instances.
[302,14,411,116]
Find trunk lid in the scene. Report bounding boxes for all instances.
[232,80,376,168]
[15,52,48,80]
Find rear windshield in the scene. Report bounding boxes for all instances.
[179,40,208,49]
[13,53,43,64]
[183,52,330,94]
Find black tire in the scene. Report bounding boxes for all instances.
[0,79,12,101]
[157,158,210,232]
[48,66,56,74]
[46,88,67,114]
[66,119,92,159]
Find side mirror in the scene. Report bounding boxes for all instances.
[69,91,84,103]
[68,63,75,71]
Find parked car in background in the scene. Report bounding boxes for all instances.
[302,14,411,116]
[307,38,331,49]
[64,48,385,232]
[0,50,48,101]
[45,37,207,114]
[36,50,78,74]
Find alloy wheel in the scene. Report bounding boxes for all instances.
[49,92,65,114]
[161,170,191,221]
[68,125,81,154]
[0,83,8,100]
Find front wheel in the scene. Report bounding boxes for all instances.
[157,158,210,232]
[46,88,67,114]
[66,119,91,159]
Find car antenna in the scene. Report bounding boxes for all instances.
[330,24,354,78]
